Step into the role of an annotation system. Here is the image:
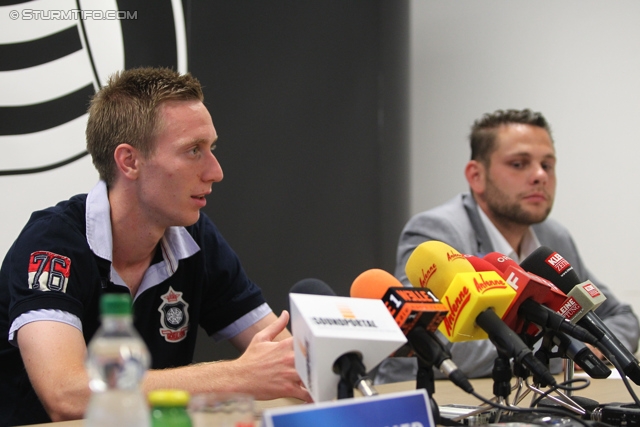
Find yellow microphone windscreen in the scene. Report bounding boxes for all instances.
[405,240,475,298]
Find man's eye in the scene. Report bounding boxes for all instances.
[210,144,217,153]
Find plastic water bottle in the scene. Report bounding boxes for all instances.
[149,389,192,427]
[85,293,151,427]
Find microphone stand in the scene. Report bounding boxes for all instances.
[416,357,443,425]
[333,352,378,399]
[492,354,513,422]
[564,359,576,396]
[511,362,532,405]
[504,345,587,419]
[449,354,515,424]
[524,336,588,416]
[445,355,515,424]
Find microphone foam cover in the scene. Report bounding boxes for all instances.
[520,246,581,293]
[405,240,475,298]
[464,255,501,275]
[483,252,522,274]
[290,278,337,296]
[350,268,401,299]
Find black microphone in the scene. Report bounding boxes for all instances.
[547,331,611,379]
[517,299,598,345]
[290,278,338,296]
[520,246,640,385]
[289,277,338,319]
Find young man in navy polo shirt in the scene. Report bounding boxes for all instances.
[0,67,311,426]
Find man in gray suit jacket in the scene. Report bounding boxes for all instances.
[378,109,639,382]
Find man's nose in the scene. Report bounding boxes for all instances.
[203,151,224,183]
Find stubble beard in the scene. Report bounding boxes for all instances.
[483,177,553,226]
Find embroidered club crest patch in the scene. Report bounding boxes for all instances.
[158,286,189,343]
[28,251,71,292]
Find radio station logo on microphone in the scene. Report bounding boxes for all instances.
[417,263,437,289]
[311,304,378,328]
[473,273,508,294]
[558,296,582,319]
[442,286,471,336]
[394,288,440,304]
[505,271,521,290]
[495,255,515,264]
[545,252,570,274]
[582,282,601,298]
[447,251,467,263]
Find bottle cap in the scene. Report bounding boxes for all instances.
[100,293,132,316]
[148,389,191,407]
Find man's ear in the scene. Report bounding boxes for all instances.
[465,160,486,195]
[113,143,140,180]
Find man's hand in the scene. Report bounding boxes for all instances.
[17,310,311,423]
[231,311,312,402]
[143,310,312,402]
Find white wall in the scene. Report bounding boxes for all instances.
[410,1,640,315]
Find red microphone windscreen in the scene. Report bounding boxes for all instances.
[483,252,522,274]
[464,254,503,276]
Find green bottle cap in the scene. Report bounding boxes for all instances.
[100,293,132,316]
[148,389,191,407]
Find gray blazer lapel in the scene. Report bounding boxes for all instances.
[462,193,494,257]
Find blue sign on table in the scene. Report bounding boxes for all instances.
[262,389,434,427]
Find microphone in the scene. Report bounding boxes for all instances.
[500,264,597,345]
[520,247,640,385]
[464,254,502,273]
[350,269,473,393]
[289,278,407,402]
[351,269,448,334]
[478,256,608,378]
[482,252,521,274]
[550,332,611,379]
[290,277,339,296]
[557,281,607,324]
[405,240,476,298]
[482,253,596,342]
[405,241,557,386]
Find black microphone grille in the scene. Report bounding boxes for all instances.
[289,278,337,296]
[520,246,580,293]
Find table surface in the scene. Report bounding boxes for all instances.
[20,373,640,427]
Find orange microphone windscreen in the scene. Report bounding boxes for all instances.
[350,268,400,299]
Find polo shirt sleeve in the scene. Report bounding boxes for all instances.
[3,206,101,334]
[188,213,268,337]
